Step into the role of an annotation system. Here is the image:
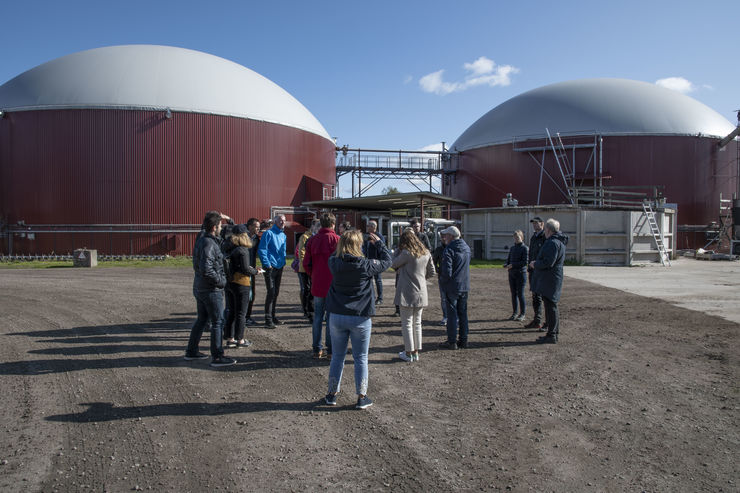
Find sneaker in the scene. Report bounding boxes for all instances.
[183,352,209,361]
[439,340,458,350]
[325,393,337,406]
[237,339,252,348]
[457,340,468,349]
[525,320,542,329]
[536,334,558,344]
[312,350,324,359]
[356,395,373,409]
[245,318,257,326]
[438,318,447,326]
[264,319,276,329]
[412,353,420,362]
[210,356,237,367]
[398,351,412,362]
[515,314,526,322]
[508,313,517,321]
[375,299,383,306]
[272,317,284,325]
[224,340,238,348]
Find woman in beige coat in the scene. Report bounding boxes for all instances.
[391,230,435,362]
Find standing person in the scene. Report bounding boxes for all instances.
[185,211,236,367]
[258,214,287,329]
[504,230,529,321]
[244,218,260,326]
[409,218,432,251]
[338,221,352,235]
[526,217,547,330]
[529,218,568,344]
[437,226,471,350]
[432,233,448,326]
[303,213,340,358]
[297,219,320,321]
[392,230,435,362]
[362,220,386,305]
[223,224,263,348]
[324,230,392,409]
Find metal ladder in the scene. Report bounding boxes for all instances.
[642,200,670,266]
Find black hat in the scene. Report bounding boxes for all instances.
[530,216,543,223]
[232,224,248,235]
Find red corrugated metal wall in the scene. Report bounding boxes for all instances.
[0,109,335,255]
[449,135,737,249]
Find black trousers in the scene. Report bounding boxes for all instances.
[298,272,313,315]
[528,272,543,323]
[224,283,251,341]
[543,296,559,336]
[263,267,284,320]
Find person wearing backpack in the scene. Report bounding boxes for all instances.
[223,224,263,348]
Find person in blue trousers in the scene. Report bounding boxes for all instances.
[437,226,471,350]
[324,230,391,409]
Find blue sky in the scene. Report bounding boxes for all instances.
[2,0,738,195]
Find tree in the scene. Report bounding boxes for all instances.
[382,186,400,195]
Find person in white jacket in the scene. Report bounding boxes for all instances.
[391,230,435,362]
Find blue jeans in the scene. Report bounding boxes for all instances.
[327,313,372,396]
[444,291,469,344]
[187,288,225,358]
[373,273,383,302]
[312,297,332,352]
[508,271,526,315]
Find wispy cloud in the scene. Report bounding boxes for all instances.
[403,75,413,84]
[419,56,519,95]
[655,76,695,94]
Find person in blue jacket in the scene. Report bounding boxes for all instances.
[258,214,287,329]
[504,230,529,321]
[529,218,569,344]
[438,226,471,350]
[324,229,392,410]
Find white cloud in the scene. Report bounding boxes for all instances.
[403,75,413,84]
[419,56,519,95]
[655,77,695,94]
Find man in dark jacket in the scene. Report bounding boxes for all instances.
[529,218,569,344]
[409,218,431,251]
[526,217,547,329]
[185,211,236,367]
[432,235,448,326]
[362,220,386,305]
[438,226,471,349]
[244,217,260,326]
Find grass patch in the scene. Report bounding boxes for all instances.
[470,258,505,269]
[0,257,193,269]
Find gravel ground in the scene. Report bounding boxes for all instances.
[0,266,737,492]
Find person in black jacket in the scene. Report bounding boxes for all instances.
[409,218,432,251]
[526,217,547,329]
[185,211,236,367]
[223,224,263,348]
[504,230,528,321]
[244,218,261,326]
[432,235,448,326]
[529,218,569,344]
[324,230,392,410]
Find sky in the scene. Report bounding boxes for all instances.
[2,0,738,195]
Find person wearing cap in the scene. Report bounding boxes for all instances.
[437,226,471,350]
[526,217,547,329]
[223,224,264,348]
[529,218,569,344]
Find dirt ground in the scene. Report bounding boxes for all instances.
[0,266,737,492]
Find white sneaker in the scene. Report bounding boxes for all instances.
[398,351,412,362]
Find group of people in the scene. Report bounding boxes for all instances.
[185,209,568,409]
[504,216,568,344]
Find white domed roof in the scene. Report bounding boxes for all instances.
[452,78,735,151]
[0,45,332,141]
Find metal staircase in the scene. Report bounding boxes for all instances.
[642,200,671,266]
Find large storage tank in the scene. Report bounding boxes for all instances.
[0,45,336,255]
[447,78,738,249]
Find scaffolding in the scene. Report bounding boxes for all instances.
[335,146,453,197]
